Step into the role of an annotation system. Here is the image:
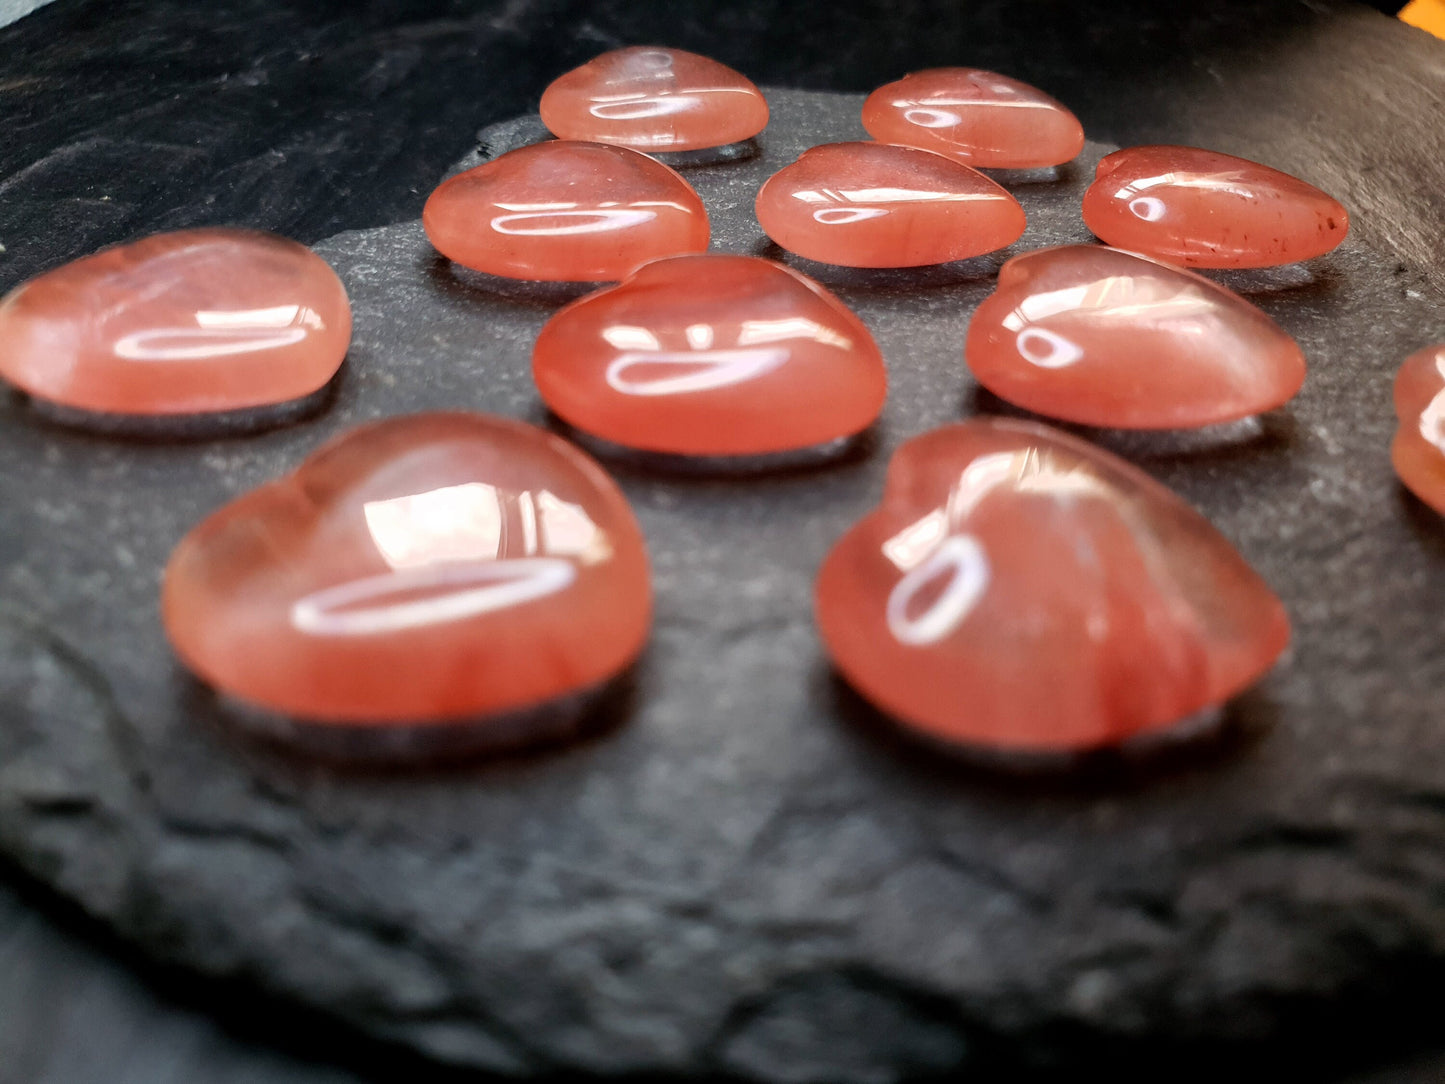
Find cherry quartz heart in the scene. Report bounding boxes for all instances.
[423,141,709,281]
[1392,344,1445,514]
[163,413,652,727]
[861,68,1084,169]
[533,254,887,456]
[755,142,1026,268]
[540,46,769,152]
[966,245,1306,429]
[0,229,350,415]
[816,418,1290,752]
[1082,145,1349,269]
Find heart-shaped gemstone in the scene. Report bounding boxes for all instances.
[540,47,769,152]
[815,418,1290,751]
[163,413,652,727]
[1392,344,1445,514]
[423,141,709,281]
[755,142,1026,268]
[533,254,887,455]
[0,229,350,416]
[966,245,1306,429]
[861,68,1084,169]
[1082,145,1349,268]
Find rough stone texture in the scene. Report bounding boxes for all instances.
[2,88,1445,1081]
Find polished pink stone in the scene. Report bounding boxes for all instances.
[540,47,769,152]
[533,254,886,455]
[861,68,1085,169]
[965,246,1306,429]
[1392,344,1445,513]
[0,229,350,415]
[815,418,1290,752]
[754,142,1026,268]
[1082,145,1350,268]
[423,141,709,281]
[162,412,652,726]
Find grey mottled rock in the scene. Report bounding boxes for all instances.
[2,90,1444,1081]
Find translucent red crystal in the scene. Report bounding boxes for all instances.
[754,142,1026,268]
[966,245,1306,429]
[423,141,709,281]
[0,229,350,415]
[815,418,1290,751]
[540,47,769,152]
[1082,145,1349,268]
[162,413,652,725]
[532,254,886,455]
[861,68,1084,169]
[1392,344,1445,513]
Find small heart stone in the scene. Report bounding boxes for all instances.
[966,245,1306,429]
[815,417,1290,752]
[1082,145,1349,268]
[163,412,652,729]
[533,254,887,456]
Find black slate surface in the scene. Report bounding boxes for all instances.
[3,84,1445,1081]
[4,2,1445,1081]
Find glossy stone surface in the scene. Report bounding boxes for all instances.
[540,47,769,152]
[816,418,1290,751]
[533,254,886,455]
[162,412,651,725]
[0,229,350,416]
[966,245,1307,429]
[861,67,1084,169]
[1082,145,1349,268]
[754,141,1025,268]
[423,141,709,281]
[1392,344,1445,514]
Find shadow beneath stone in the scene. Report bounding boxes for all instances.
[180,663,641,774]
[1202,257,1345,298]
[1398,486,1445,557]
[653,138,761,168]
[752,239,1006,293]
[424,252,599,309]
[981,161,1076,187]
[820,663,1275,798]
[962,384,1299,463]
[11,364,345,443]
[551,413,882,481]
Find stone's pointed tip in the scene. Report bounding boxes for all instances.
[533,253,886,456]
[0,228,351,417]
[965,244,1306,429]
[423,140,709,282]
[862,67,1084,169]
[1391,344,1445,513]
[540,46,768,152]
[162,411,652,730]
[756,141,1026,268]
[816,417,1290,752]
[1081,145,1349,269]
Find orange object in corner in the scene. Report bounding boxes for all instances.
[1400,0,1445,38]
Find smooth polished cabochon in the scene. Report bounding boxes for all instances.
[162,413,652,725]
[1392,344,1445,513]
[815,418,1290,751]
[966,245,1307,429]
[0,229,351,415]
[1082,145,1349,269]
[533,254,887,455]
[422,141,710,281]
[755,141,1026,268]
[861,67,1084,169]
[540,46,769,152]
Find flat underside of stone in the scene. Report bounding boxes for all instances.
[0,90,1443,1082]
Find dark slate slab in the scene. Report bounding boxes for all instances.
[2,87,1444,1082]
